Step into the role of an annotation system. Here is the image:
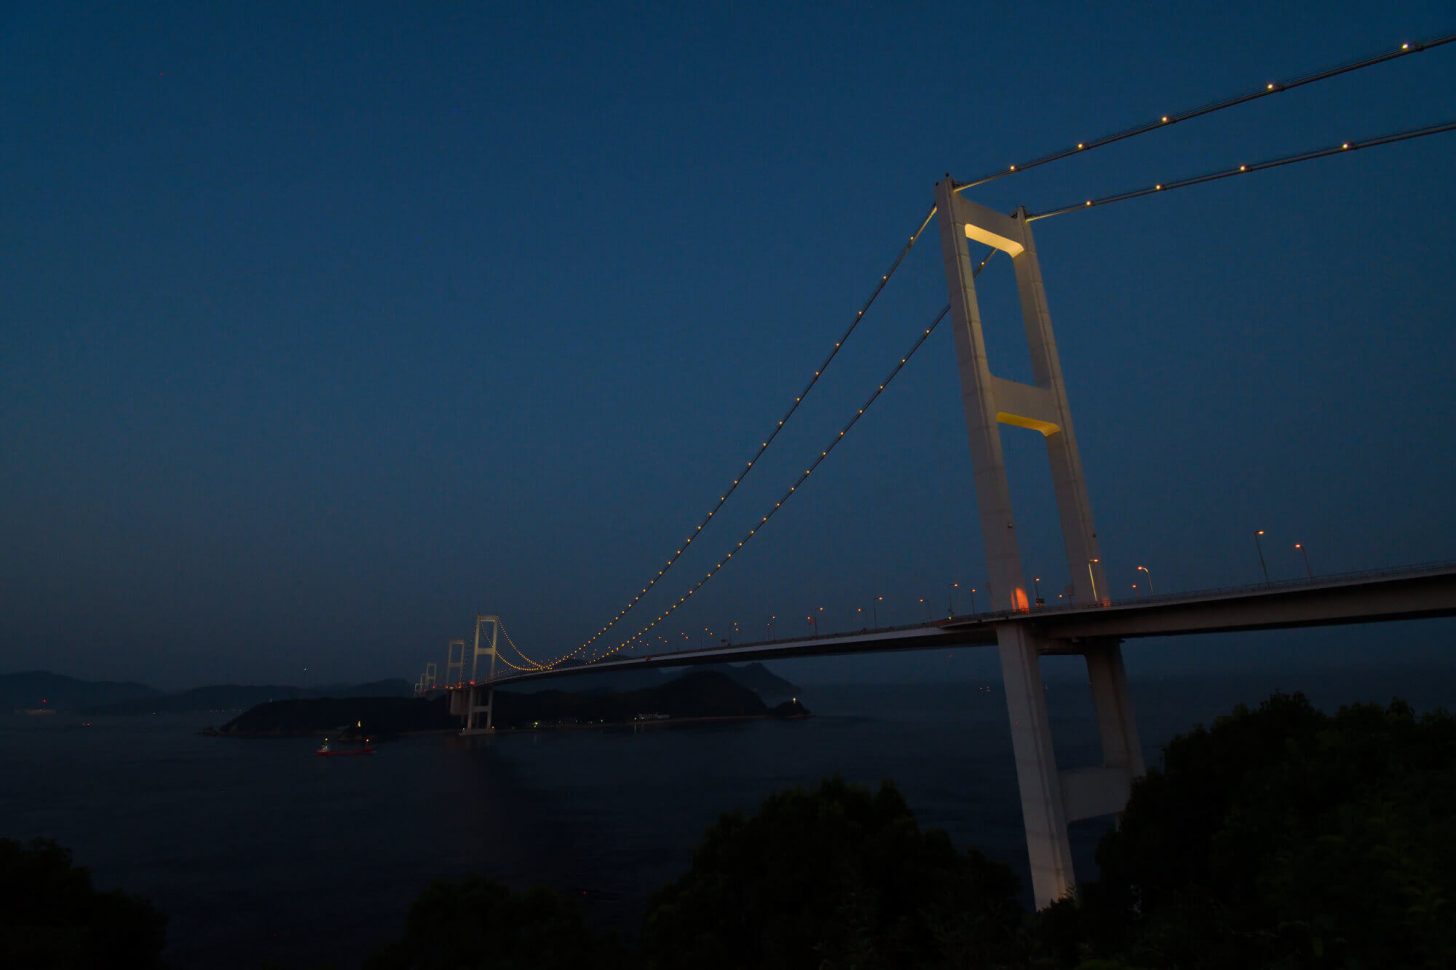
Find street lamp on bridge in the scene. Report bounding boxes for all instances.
[1136,564,1153,594]
[873,594,884,627]
[969,586,977,614]
[1254,530,1270,584]
[1295,542,1312,579]
[1032,576,1043,607]
[1087,559,1101,604]
[947,581,960,617]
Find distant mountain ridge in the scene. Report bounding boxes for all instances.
[4,662,794,715]
[0,670,160,711]
[502,662,798,697]
[0,671,413,714]
[85,679,416,715]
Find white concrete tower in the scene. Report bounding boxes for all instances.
[934,178,1144,907]
[461,614,501,735]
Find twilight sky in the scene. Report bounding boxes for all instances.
[3,3,1454,688]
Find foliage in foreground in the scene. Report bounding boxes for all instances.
[1042,692,1456,969]
[642,776,1027,969]
[0,837,167,970]
[363,876,627,970]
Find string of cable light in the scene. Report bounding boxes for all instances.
[525,206,940,670]
[1028,120,1456,220]
[498,621,544,670]
[953,32,1455,193]
[561,250,990,666]
[578,303,952,665]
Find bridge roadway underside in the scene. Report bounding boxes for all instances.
[484,565,1456,689]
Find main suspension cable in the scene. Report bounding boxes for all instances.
[576,251,998,667]
[954,32,1455,193]
[582,303,953,665]
[497,621,544,670]
[1029,119,1456,220]
[530,205,940,670]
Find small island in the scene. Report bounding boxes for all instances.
[207,669,809,738]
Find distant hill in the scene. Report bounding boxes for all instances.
[499,662,796,697]
[695,663,798,699]
[211,670,810,737]
[0,670,161,712]
[211,695,453,737]
[86,678,415,715]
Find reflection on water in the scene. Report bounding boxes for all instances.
[1,664,1452,968]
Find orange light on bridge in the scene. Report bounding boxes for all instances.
[1011,587,1031,613]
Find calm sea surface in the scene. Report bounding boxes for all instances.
[3,664,1454,969]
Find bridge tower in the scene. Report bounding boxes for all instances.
[460,615,501,735]
[444,638,466,686]
[934,179,1144,906]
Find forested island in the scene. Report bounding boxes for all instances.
[207,669,808,737]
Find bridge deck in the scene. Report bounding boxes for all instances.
[459,562,1456,689]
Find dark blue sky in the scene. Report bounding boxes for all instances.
[4,3,1453,688]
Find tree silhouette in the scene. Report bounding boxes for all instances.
[0,838,166,969]
[1043,692,1456,968]
[642,776,1027,970]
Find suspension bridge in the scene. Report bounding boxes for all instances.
[413,35,1456,906]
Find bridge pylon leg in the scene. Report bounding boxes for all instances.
[996,625,1075,905]
[1083,639,1144,781]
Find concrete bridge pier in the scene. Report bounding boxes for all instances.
[461,684,494,735]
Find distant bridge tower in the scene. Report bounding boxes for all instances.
[458,615,501,735]
[934,179,1144,906]
[413,662,438,696]
[444,638,466,686]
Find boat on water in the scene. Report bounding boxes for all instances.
[315,736,375,757]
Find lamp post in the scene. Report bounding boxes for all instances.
[1131,583,1139,597]
[817,605,826,634]
[1136,564,1153,594]
[855,605,864,629]
[947,581,960,617]
[918,596,929,622]
[1032,576,1043,606]
[807,614,816,637]
[1087,558,1101,604]
[767,614,776,639]
[1294,542,1312,579]
[873,594,884,627]
[1254,530,1269,584]
[969,586,977,614]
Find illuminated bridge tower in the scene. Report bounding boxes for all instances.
[453,614,501,735]
[935,178,1144,906]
